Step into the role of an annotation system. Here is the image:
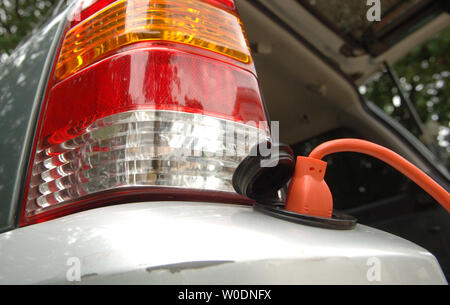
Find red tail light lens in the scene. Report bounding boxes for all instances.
[21,0,269,225]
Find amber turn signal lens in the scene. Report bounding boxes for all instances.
[55,0,252,81]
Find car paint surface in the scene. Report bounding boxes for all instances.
[0,201,446,284]
[0,11,65,232]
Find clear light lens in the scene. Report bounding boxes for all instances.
[26,110,268,217]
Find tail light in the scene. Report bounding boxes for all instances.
[21,0,270,225]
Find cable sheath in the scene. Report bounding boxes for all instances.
[309,139,450,212]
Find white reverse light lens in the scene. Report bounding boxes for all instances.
[26,110,269,216]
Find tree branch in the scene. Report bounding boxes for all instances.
[15,0,22,20]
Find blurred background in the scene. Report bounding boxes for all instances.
[361,27,449,169]
[0,0,58,63]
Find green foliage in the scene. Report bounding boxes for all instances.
[393,27,449,128]
[0,0,58,55]
[362,27,450,166]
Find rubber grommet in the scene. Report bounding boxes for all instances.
[232,142,295,201]
[254,202,357,230]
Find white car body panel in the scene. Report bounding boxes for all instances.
[0,202,446,284]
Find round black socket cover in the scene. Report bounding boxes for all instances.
[232,142,295,201]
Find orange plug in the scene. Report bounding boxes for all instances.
[285,156,333,218]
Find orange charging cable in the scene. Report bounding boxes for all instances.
[285,138,450,218]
